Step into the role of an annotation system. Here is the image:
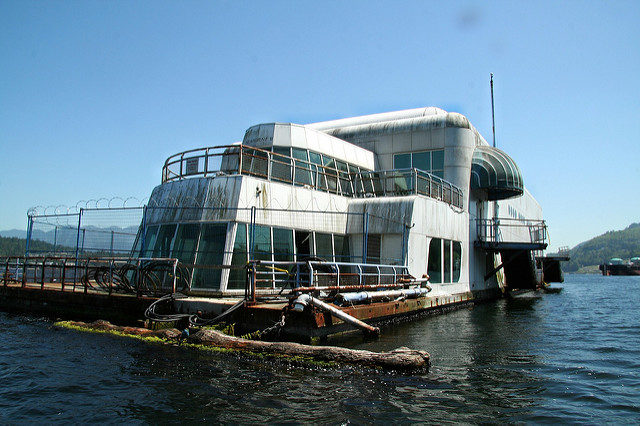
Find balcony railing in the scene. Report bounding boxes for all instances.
[162,145,464,208]
[476,218,547,247]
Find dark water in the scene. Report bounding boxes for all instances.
[1,275,639,424]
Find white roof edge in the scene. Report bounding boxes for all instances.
[307,107,447,131]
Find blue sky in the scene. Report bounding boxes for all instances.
[1,0,639,251]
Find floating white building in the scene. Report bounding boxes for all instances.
[142,106,553,306]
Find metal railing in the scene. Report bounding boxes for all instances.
[161,144,464,208]
[352,168,463,207]
[1,256,189,297]
[476,218,547,245]
[245,259,412,301]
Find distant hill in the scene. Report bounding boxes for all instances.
[0,236,63,257]
[565,223,640,272]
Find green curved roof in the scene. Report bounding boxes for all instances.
[471,145,523,200]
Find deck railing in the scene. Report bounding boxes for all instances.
[245,259,412,301]
[162,144,464,208]
[1,256,188,297]
[476,218,547,245]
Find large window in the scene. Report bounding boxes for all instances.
[273,228,294,261]
[192,223,227,289]
[366,234,381,264]
[228,224,247,290]
[427,237,462,284]
[444,240,451,283]
[333,235,350,263]
[452,241,462,282]
[394,150,444,178]
[427,238,442,283]
[153,224,176,258]
[172,223,200,264]
[251,225,272,262]
[315,233,333,261]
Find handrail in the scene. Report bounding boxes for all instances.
[246,260,412,295]
[475,218,547,244]
[161,144,464,208]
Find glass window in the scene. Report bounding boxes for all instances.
[394,153,411,169]
[243,147,268,177]
[153,224,176,258]
[322,155,338,192]
[315,233,333,261]
[452,241,462,283]
[271,148,292,183]
[348,164,363,195]
[308,151,325,191]
[292,148,312,187]
[193,223,227,289]
[444,239,452,283]
[335,160,352,196]
[251,224,271,262]
[273,228,294,262]
[228,223,247,290]
[427,238,442,283]
[366,234,381,264]
[295,230,312,260]
[412,151,430,171]
[172,223,200,264]
[140,225,158,257]
[432,150,444,171]
[333,235,350,263]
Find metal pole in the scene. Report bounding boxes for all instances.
[110,230,114,258]
[140,205,148,257]
[53,226,58,253]
[25,216,34,257]
[491,73,496,148]
[249,206,256,261]
[362,212,369,264]
[74,209,82,286]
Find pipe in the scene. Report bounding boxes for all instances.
[292,294,380,336]
[337,287,431,304]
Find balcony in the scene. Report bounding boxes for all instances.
[161,145,464,208]
[475,218,548,251]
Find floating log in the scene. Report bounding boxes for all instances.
[59,320,430,370]
[189,328,430,370]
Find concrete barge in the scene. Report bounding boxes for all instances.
[8,107,565,339]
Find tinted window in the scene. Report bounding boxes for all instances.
[228,223,247,290]
[394,153,411,169]
[153,224,176,258]
[412,151,430,170]
[315,233,333,260]
[251,225,271,262]
[193,223,227,289]
[444,239,451,283]
[427,238,442,283]
[172,223,200,264]
[273,228,294,261]
[453,241,462,282]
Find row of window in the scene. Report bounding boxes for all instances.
[136,222,359,290]
[427,238,462,284]
[393,150,445,179]
[224,146,372,197]
[136,222,463,290]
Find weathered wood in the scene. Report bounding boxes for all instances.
[63,320,430,370]
[189,329,430,370]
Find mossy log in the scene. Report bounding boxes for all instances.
[64,320,181,339]
[61,320,430,370]
[189,329,430,370]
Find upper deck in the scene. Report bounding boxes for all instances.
[161,144,464,208]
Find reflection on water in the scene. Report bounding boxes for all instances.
[1,275,639,423]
